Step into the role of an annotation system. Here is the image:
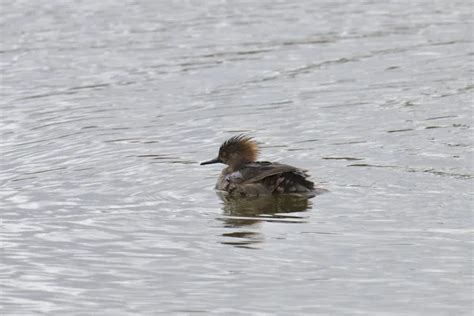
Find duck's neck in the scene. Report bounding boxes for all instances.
[228,160,252,172]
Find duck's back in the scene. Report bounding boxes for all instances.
[218,161,315,196]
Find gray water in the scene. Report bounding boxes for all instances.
[1,0,473,315]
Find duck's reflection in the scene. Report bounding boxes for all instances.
[220,193,312,225]
[217,193,314,248]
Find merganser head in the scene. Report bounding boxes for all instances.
[200,134,259,168]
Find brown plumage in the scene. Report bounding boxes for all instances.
[219,134,259,165]
[201,135,323,197]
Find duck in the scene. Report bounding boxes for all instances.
[200,135,322,197]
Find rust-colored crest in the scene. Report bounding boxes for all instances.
[219,134,259,162]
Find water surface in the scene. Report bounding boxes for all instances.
[1,0,472,315]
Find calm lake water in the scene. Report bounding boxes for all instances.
[1,0,473,315]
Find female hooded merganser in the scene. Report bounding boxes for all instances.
[201,135,321,197]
